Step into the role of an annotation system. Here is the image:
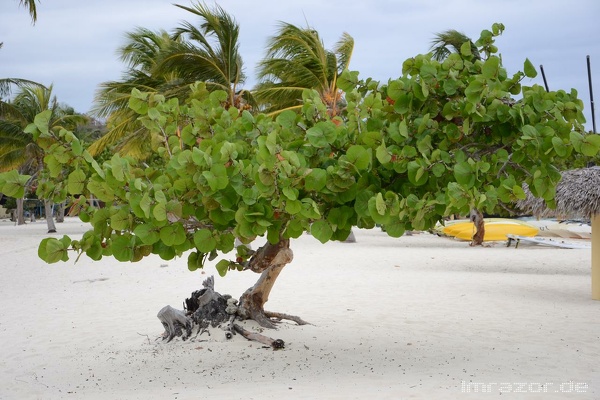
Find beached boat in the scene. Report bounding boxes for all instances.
[523,219,592,239]
[436,218,539,241]
[506,234,591,249]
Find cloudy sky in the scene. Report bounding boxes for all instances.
[1,0,599,129]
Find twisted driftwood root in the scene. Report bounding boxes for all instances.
[157,305,192,342]
[233,323,285,349]
[157,276,297,349]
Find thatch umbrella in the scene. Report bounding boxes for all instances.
[517,167,600,300]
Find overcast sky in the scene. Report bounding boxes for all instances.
[1,0,599,129]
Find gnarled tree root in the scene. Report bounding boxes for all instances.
[232,323,285,349]
[265,311,310,326]
[157,276,307,349]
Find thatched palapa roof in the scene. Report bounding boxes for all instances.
[517,167,600,219]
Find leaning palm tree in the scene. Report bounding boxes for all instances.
[254,23,354,116]
[0,84,86,229]
[429,29,480,61]
[90,2,249,158]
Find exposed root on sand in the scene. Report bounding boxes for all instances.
[157,276,308,349]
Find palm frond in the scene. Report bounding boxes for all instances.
[255,23,353,115]
[18,0,38,24]
[334,32,354,73]
[430,29,480,61]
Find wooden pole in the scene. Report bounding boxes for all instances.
[592,215,600,300]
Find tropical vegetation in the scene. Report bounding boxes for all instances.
[0,84,86,229]
[254,23,354,116]
[4,22,596,342]
[90,3,250,159]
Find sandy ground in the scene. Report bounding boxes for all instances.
[0,217,598,399]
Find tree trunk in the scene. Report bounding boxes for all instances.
[16,198,25,225]
[55,202,65,223]
[238,239,299,329]
[44,200,57,233]
[470,208,485,246]
[157,239,309,348]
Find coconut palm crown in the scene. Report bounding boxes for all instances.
[254,23,354,116]
[90,2,249,159]
[429,29,480,61]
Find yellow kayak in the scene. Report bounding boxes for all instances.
[438,218,539,241]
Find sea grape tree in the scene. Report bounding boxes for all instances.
[336,23,597,243]
[1,25,597,342]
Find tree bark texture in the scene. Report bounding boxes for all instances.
[470,208,485,246]
[55,202,65,223]
[16,198,25,225]
[44,199,57,233]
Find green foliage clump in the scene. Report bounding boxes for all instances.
[1,24,597,274]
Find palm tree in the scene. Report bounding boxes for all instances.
[254,23,354,116]
[89,28,179,158]
[90,2,249,158]
[0,84,85,229]
[429,29,480,61]
[159,2,249,107]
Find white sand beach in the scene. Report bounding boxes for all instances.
[0,217,598,399]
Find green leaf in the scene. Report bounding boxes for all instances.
[376,144,392,164]
[187,252,201,271]
[551,137,568,157]
[345,145,371,170]
[153,202,167,222]
[306,123,334,148]
[139,193,152,218]
[305,168,327,191]
[110,155,125,182]
[454,162,475,187]
[387,79,405,101]
[375,193,386,215]
[460,41,472,57]
[215,259,231,277]
[285,199,302,214]
[407,161,428,186]
[570,131,584,153]
[311,220,333,244]
[134,224,160,245]
[512,185,526,200]
[67,169,86,195]
[71,139,83,156]
[194,229,217,253]
[87,180,114,203]
[523,58,538,78]
[0,170,31,198]
[129,90,149,114]
[383,219,405,238]
[110,208,130,231]
[112,235,135,262]
[38,238,58,263]
[160,224,187,246]
[581,134,600,157]
[276,110,297,128]
[33,110,51,135]
[282,187,298,200]
[482,56,500,79]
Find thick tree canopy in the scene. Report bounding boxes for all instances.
[1,25,597,272]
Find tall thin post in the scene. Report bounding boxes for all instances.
[540,65,549,92]
[587,56,596,134]
[592,215,600,300]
